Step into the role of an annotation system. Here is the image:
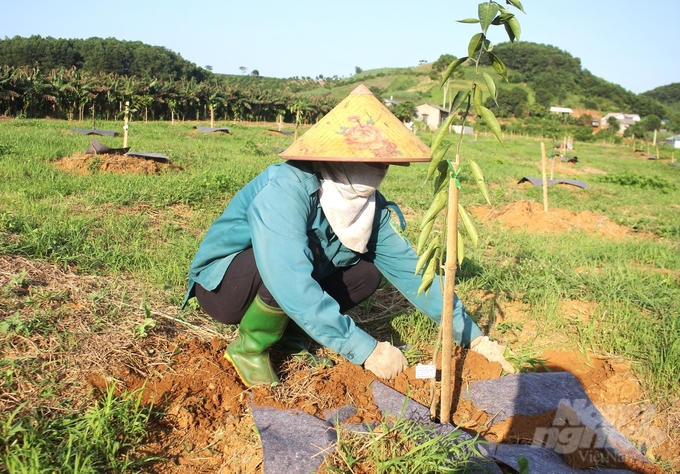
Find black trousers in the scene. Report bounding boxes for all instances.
[194,247,383,325]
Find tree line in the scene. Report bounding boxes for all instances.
[0,36,338,124]
[0,63,339,123]
[0,35,207,81]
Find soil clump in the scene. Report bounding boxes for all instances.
[53,152,180,175]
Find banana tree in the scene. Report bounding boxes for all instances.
[17,66,53,118]
[417,0,524,423]
[0,66,20,116]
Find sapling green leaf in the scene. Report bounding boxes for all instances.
[506,0,525,14]
[457,230,465,266]
[493,11,516,25]
[426,143,451,182]
[472,82,484,108]
[488,52,509,81]
[415,238,441,276]
[505,16,522,42]
[417,219,435,254]
[458,204,479,248]
[482,72,497,104]
[429,119,456,166]
[418,252,438,295]
[467,33,486,57]
[477,104,504,144]
[440,57,468,86]
[478,2,499,33]
[450,90,471,115]
[420,188,448,228]
[469,159,491,204]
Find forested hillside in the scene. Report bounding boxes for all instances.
[642,83,680,113]
[483,42,666,118]
[0,35,207,81]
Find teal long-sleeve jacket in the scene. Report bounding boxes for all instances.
[183,161,482,365]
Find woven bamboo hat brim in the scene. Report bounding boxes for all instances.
[279,84,430,164]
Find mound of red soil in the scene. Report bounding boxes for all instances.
[471,200,639,239]
[53,153,180,175]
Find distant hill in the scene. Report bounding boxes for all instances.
[0,35,208,81]
[481,42,667,119]
[641,83,680,113]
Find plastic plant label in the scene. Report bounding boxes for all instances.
[415,363,437,379]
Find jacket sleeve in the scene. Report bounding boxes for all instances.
[370,204,482,347]
[247,177,377,365]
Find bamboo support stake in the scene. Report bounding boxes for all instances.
[123,101,130,149]
[429,324,443,420]
[439,158,460,424]
[549,143,557,180]
[541,142,549,212]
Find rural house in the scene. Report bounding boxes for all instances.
[414,103,450,131]
[664,134,680,149]
[600,112,641,134]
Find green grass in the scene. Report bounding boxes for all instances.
[324,414,487,473]
[1,118,679,469]
[0,386,156,473]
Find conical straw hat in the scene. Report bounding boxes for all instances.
[280,84,430,164]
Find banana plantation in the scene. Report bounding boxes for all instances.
[0,64,338,124]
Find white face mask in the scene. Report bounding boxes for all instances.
[317,162,388,254]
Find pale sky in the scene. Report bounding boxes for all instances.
[1,0,677,94]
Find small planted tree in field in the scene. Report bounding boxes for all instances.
[417,0,524,423]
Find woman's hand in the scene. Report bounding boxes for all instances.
[364,341,408,379]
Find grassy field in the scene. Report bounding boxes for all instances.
[1,118,679,471]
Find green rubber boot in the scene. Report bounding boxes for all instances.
[225,296,289,388]
[274,321,335,369]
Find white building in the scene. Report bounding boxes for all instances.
[600,112,641,134]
